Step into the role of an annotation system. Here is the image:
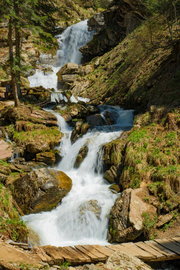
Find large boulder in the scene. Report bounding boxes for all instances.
[11,168,72,214]
[108,188,156,242]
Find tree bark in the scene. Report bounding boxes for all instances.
[14,1,22,98]
[8,18,20,107]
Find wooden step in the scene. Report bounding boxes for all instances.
[120,242,155,260]
[154,239,180,256]
[144,240,179,260]
[42,246,64,264]
[135,242,165,261]
[75,245,107,263]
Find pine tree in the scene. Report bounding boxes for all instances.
[0,0,58,107]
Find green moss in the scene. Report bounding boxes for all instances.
[13,127,61,145]
[0,160,10,167]
[128,129,149,143]
[0,184,28,241]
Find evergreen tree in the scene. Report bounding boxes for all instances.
[0,0,58,106]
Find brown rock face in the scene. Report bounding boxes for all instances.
[11,168,72,214]
[81,0,147,59]
[0,139,13,160]
[108,188,156,242]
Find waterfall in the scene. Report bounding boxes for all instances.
[28,20,94,91]
[23,20,134,247]
[23,108,134,247]
[56,20,94,66]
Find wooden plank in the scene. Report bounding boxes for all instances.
[106,244,148,259]
[120,242,155,260]
[93,245,114,257]
[81,245,107,261]
[65,246,91,263]
[172,237,180,246]
[106,244,125,252]
[154,239,180,255]
[75,245,107,262]
[33,247,52,263]
[57,247,82,263]
[42,246,64,264]
[144,240,179,260]
[75,245,99,262]
[135,242,165,260]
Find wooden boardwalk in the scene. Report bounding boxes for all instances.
[35,237,180,265]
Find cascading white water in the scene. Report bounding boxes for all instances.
[56,20,94,66]
[24,20,134,247]
[23,108,134,247]
[28,20,94,91]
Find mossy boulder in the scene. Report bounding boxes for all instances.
[11,168,72,214]
[2,105,57,126]
[35,151,60,166]
[1,105,63,160]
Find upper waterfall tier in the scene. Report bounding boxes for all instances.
[56,20,94,66]
[28,20,94,90]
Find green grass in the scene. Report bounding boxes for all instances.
[13,127,61,144]
[0,184,28,241]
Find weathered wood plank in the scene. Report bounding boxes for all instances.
[120,243,155,260]
[93,245,114,257]
[144,240,179,260]
[154,239,180,255]
[172,237,180,246]
[65,246,91,263]
[75,245,107,262]
[135,242,165,260]
[106,244,127,254]
[42,246,64,264]
[57,247,82,263]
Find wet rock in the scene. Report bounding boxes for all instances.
[11,168,72,214]
[35,151,57,166]
[86,114,106,127]
[108,188,156,243]
[61,74,79,83]
[104,165,118,184]
[0,139,13,160]
[74,145,88,168]
[71,121,90,144]
[57,63,79,79]
[109,184,120,193]
[79,200,101,219]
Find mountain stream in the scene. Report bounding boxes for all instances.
[23,20,134,247]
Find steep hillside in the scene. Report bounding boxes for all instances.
[72,18,180,112]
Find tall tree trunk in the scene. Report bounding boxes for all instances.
[8,18,20,107]
[14,2,22,98]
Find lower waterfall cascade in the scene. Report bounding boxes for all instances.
[23,108,134,247]
[22,20,134,247]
